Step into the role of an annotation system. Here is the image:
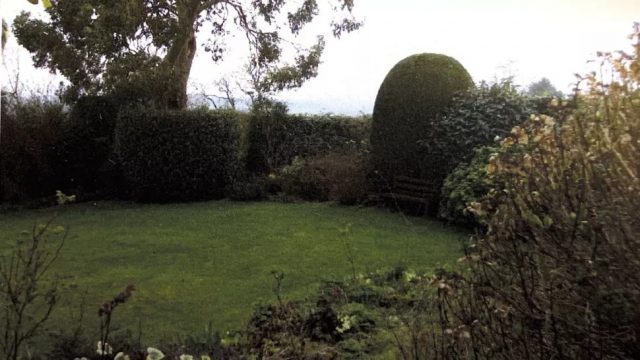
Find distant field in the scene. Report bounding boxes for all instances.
[0,200,464,343]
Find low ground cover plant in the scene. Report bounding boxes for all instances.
[44,267,450,359]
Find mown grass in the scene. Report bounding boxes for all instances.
[0,200,465,343]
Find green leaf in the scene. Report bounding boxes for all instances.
[523,211,544,228]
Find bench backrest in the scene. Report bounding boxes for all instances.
[392,176,439,199]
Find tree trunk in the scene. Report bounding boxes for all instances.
[161,5,198,109]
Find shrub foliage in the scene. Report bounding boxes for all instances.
[115,108,240,202]
[424,81,541,185]
[280,151,369,204]
[427,28,640,359]
[438,146,496,226]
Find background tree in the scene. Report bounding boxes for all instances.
[12,0,361,108]
[526,77,563,98]
[203,58,272,110]
[2,0,51,50]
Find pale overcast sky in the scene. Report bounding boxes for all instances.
[1,0,639,114]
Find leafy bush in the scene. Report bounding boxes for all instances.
[0,94,67,202]
[280,152,369,204]
[439,146,496,226]
[280,156,327,201]
[246,100,371,174]
[370,53,473,185]
[310,152,369,205]
[414,27,640,359]
[243,268,416,359]
[115,108,240,202]
[246,301,312,358]
[422,80,541,186]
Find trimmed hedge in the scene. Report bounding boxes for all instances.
[371,53,473,183]
[59,95,121,195]
[245,101,370,174]
[115,108,240,202]
[0,94,67,202]
[0,94,124,203]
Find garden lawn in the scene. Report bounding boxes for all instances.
[0,200,465,343]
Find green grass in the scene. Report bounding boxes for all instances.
[0,200,464,343]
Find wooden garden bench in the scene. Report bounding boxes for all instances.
[379,175,439,216]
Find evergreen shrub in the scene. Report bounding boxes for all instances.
[438,146,496,226]
[370,53,473,184]
[424,80,539,182]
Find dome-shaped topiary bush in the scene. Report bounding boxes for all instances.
[370,53,473,184]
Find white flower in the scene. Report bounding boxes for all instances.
[403,270,417,282]
[146,347,165,360]
[179,355,194,360]
[114,352,131,360]
[73,357,88,360]
[336,314,356,333]
[96,341,113,355]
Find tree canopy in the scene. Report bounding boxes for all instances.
[2,0,51,50]
[13,0,361,108]
[526,77,563,98]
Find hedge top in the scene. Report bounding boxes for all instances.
[373,53,474,122]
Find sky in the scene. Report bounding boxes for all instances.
[1,0,639,114]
